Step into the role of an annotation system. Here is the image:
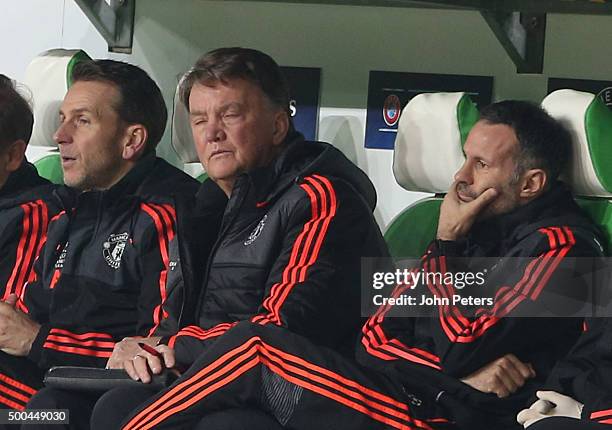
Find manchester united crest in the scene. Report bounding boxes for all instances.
[103,232,129,269]
[244,215,268,246]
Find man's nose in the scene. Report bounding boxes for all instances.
[204,120,226,143]
[454,162,472,184]
[53,121,72,145]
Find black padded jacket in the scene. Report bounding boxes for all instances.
[166,133,391,368]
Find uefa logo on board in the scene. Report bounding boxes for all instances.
[597,87,612,108]
[382,94,402,127]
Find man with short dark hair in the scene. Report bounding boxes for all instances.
[0,74,59,412]
[0,74,41,191]
[445,100,572,221]
[85,47,388,429]
[0,74,52,288]
[0,60,199,416]
[99,99,603,430]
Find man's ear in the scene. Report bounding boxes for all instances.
[271,111,289,146]
[122,124,148,160]
[519,168,547,199]
[5,140,26,172]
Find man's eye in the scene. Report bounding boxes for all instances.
[77,117,90,125]
[477,160,487,168]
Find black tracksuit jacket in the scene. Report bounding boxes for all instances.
[22,155,199,370]
[0,161,56,307]
[356,183,605,428]
[166,133,391,369]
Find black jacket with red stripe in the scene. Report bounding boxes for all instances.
[23,154,200,370]
[542,317,612,426]
[0,161,57,303]
[356,183,604,425]
[167,133,390,369]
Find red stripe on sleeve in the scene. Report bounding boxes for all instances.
[41,343,113,358]
[3,203,32,300]
[49,328,114,340]
[49,269,61,290]
[6,201,50,309]
[42,328,115,357]
[428,227,575,343]
[0,372,37,396]
[0,393,27,410]
[360,275,443,371]
[140,203,176,336]
[253,175,337,326]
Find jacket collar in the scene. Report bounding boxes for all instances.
[102,152,156,200]
[235,131,306,206]
[0,160,48,198]
[58,153,157,208]
[195,177,228,211]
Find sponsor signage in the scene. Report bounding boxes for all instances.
[365,71,493,149]
[281,66,321,141]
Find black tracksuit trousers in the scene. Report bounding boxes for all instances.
[27,386,283,430]
[530,417,611,430]
[93,322,442,430]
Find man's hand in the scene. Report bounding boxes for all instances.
[517,391,584,428]
[436,182,498,241]
[124,344,176,383]
[0,294,40,356]
[106,336,162,369]
[461,354,535,398]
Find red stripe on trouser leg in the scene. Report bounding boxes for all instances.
[122,335,428,430]
[122,338,262,430]
[591,409,612,420]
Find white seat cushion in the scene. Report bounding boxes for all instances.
[542,89,612,197]
[171,75,200,165]
[23,49,90,157]
[393,92,478,193]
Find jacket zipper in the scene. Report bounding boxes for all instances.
[194,179,249,318]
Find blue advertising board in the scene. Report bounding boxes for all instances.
[281,66,321,141]
[365,71,493,149]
